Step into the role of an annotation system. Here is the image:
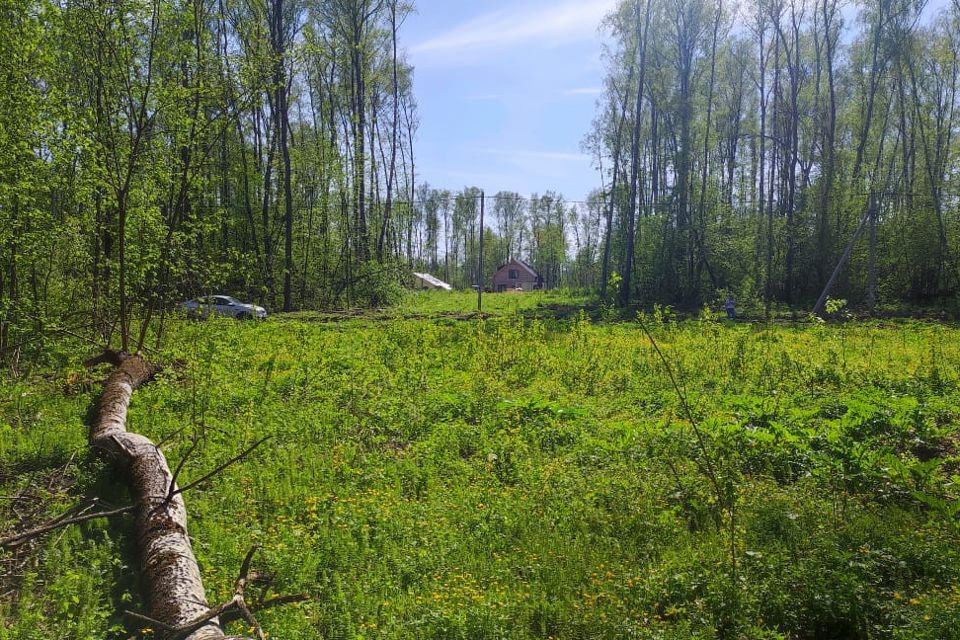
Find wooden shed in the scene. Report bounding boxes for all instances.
[492,259,543,292]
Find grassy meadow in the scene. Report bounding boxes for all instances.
[3,293,960,639]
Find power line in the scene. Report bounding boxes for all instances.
[378,193,608,208]
[375,185,914,210]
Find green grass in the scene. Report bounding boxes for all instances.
[394,289,593,315]
[276,289,594,321]
[3,294,960,639]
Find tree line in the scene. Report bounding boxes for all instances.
[6,0,960,365]
[583,0,960,312]
[404,187,606,292]
[373,0,960,314]
[1,0,419,358]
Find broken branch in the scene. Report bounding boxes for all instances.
[0,503,136,549]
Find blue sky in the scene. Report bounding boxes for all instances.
[405,0,616,203]
[404,0,954,204]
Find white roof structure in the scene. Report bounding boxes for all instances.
[412,272,453,291]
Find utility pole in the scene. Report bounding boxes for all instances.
[477,190,485,312]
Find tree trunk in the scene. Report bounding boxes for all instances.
[377,1,400,261]
[270,0,295,312]
[600,61,634,298]
[851,0,884,187]
[90,352,251,639]
[260,120,277,303]
[281,88,294,313]
[352,18,369,263]
[694,0,723,294]
[816,0,837,291]
[766,21,780,318]
[619,0,652,307]
[756,19,769,316]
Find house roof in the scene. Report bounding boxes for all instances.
[496,259,540,279]
[412,272,453,291]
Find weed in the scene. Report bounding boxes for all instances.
[2,296,960,638]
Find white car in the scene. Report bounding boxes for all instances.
[180,295,267,320]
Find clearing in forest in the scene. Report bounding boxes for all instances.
[2,294,960,639]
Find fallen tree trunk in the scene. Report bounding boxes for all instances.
[89,351,248,640]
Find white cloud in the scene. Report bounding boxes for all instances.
[465,93,506,102]
[563,87,604,96]
[420,148,596,196]
[475,149,594,188]
[478,148,589,163]
[439,168,520,187]
[410,0,616,56]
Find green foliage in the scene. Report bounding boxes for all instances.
[588,0,960,310]
[352,262,406,308]
[3,298,960,638]
[826,298,849,316]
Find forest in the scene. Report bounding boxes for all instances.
[584,0,960,312]
[4,0,960,639]
[1,0,420,357]
[5,0,960,356]
[420,0,960,313]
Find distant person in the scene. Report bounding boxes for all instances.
[724,295,736,320]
